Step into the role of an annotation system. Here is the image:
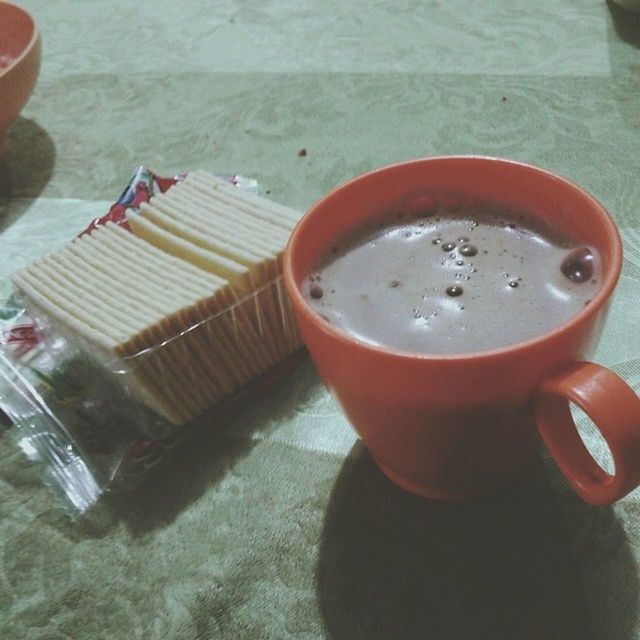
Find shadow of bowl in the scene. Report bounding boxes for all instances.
[0,116,56,234]
[609,0,640,14]
[0,2,41,143]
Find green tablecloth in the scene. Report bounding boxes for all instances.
[1,1,640,638]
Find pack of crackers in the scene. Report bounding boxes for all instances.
[0,168,303,514]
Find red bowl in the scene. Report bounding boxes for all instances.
[0,1,41,138]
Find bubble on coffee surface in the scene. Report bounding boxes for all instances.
[446,285,463,297]
[442,242,456,252]
[309,284,324,299]
[561,247,594,283]
[459,244,478,257]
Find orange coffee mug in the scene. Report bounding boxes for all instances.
[284,156,640,506]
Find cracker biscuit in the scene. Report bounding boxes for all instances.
[143,192,289,357]
[151,192,285,258]
[71,232,263,387]
[25,258,203,414]
[12,271,116,351]
[13,169,304,427]
[139,201,269,264]
[187,171,300,228]
[47,252,224,410]
[160,187,290,251]
[127,214,254,288]
[128,211,283,367]
[97,223,227,292]
[14,268,191,424]
[67,239,251,406]
[168,184,292,250]
[58,246,242,396]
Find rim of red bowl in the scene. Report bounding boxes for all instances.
[284,156,623,363]
[0,1,40,79]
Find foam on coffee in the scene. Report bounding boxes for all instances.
[303,195,602,354]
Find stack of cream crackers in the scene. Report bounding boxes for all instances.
[12,171,302,425]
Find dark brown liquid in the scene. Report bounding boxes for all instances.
[304,199,602,354]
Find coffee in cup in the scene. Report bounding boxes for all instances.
[303,197,601,354]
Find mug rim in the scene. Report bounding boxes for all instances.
[283,155,623,363]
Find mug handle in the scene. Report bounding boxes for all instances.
[535,362,640,505]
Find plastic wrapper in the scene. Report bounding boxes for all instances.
[0,168,302,516]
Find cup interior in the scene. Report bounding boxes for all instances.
[286,157,622,320]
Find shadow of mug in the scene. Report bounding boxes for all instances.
[317,445,639,640]
[607,0,640,53]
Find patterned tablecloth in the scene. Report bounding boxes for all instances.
[1,1,640,638]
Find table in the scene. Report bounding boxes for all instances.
[1,1,640,638]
